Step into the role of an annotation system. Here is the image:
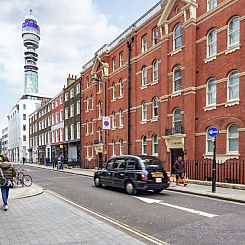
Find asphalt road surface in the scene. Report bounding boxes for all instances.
[22,165,245,245]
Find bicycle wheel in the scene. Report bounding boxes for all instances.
[0,178,7,187]
[23,175,32,187]
[18,172,24,180]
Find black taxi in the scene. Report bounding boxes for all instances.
[94,155,170,195]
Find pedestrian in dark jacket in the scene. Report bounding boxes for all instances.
[173,156,185,185]
[0,157,16,211]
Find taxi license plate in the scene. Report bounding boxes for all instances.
[152,173,163,178]
[155,178,162,183]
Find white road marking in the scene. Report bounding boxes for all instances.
[46,190,169,245]
[134,196,218,218]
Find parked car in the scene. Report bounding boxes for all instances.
[93,155,170,195]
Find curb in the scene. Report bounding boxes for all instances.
[10,184,44,200]
[167,187,245,204]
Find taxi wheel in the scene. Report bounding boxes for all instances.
[125,181,137,195]
[94,176,102,187]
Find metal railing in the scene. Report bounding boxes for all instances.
[165,126,184,135]
[184,159,245,184]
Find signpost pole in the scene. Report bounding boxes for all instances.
[212,136,216,193]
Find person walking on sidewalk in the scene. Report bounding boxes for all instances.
[22,156,26,165]
[173,156,185,186]
[0,157,16,211]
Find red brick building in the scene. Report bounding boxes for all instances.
[80,0,245,173]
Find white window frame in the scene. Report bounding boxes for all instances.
[119,109,124,127]
[65,93,68,102]
[70,104,74,117]
[173,108,182,132]
[86,121,89,135]
[173,66,182,92]
[142,136,147,155]
[77,122,80,139]
[119,140,124,155]
[152,134,158,156]
[206,78,216,106]
[119,79,124,97]
[76,84,80,94]
[98,101,102,119]
[112,83,116,100]
[70,88,74,98]
[228,70,239,101]
[98,78,102,93]
[142,101,147,121]
[56,112,59,123]
[152,97,158,118]
[119,52,124,67]
[228,17,240,48]
[152,60,158,82]
[86,145,89,157]
[227,124,239,153]
[112,57,116,72]
[173,24,182,50]
[98,128,102,143]
[70,124,74,140]
[152,27,158,46]
[77,100,80,115]
[91,95,94,110]
[112,111,116,129]
[60,110,63,121]
[112,141,116,156]
[86,77,89,88]
[65,126,68,141]
[207,29,217,58]
[142,34,147,53]
[207,0,217,11]
[86,97,89,111]
[142,66,147,86]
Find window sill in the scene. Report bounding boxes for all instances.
[151,118,159,122]
[97,92,102,95]
[118,96,124,99]
[170,47,182,56]
[118,126,124,129]
[171,91,182,97]
[204,105,216,111]
[204,55,216,63]
[140,121,147,125]
[225,99,240,107]
[111,128,116,131]
[203,154,240,161]
[140,85,148,90]
[111,99,116,102]
[151,80,159,86]
[225,44,240,55]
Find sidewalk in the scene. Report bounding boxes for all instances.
[23,162,245,203]
[1,188,145,245]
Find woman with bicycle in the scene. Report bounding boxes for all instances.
[0,157,16,211]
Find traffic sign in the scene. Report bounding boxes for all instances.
[208,127,218,137]
[102,116,110,130]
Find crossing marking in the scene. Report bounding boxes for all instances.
[134,196,218,218]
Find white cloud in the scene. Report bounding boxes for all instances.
[0,0,120,97]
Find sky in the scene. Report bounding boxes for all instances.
[0,0,160,131]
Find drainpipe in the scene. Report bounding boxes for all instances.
[127,36,134,155]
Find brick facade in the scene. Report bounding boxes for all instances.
[80,0,245,172]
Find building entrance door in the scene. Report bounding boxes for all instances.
[170,148,184,174]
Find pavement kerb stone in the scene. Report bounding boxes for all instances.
[167,187,245,204]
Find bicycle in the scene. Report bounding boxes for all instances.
[14,168,32,187]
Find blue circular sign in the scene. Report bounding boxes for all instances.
[104,121,109,126]
[208,127,218,137]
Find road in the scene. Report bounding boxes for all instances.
[22,165,245,245]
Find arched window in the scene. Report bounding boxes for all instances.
[112,140,116,156]
[112,111,116,128]
[207,29,217,57]
[112,83,116,100]
[173,108,182,134]
[98,77,102,93]
[86,97,89,111]
[86,120,89,135]
[152,97,158,118]
[86,76,89,88]
[173,66,182,92]
[86,144,89,157]
[119,109,124,127]
[152,60,158,81]
[98,101,102,118]
[142,136,147,155]
[119,140,124,155]
[228,70,239,100]
[142,101,147,121]
[142,66,147,86]
[227,124,239,152]
[228,17,240,47]
[206,127,214,154]
[207,78,216,105]
[119,79,124,97]
[174,24,182,50]
[91,95,94,110]
[152,134,158,156]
